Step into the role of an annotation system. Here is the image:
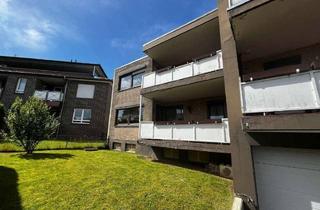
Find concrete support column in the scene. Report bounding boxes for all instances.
[217,0,258,209]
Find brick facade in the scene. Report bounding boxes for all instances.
[0,56,112,140]
[108,57,153,149]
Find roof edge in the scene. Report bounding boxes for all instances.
[143,8,218,51]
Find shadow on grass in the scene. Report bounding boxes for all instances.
[17,153,74,160]
[0,166,22,210]
[152,159,219,176]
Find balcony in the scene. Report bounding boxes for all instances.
[140,119,230,144]
[34,90,64,102]
[241,70,320,114]
[229,0,251,8]
[142,51,223,89]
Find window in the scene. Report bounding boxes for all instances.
[72,109,92,124]
[120,75,132,90]
[207,101,227,120]
[15,78,27,93]
[76,84,95,99]
[132,73,143,87]
[119,70,144,90]
[116,107,140,125]
[156,105,184,121]
[263,55,301,71]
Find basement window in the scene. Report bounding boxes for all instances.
[263,55,301,71]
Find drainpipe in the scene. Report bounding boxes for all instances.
[138,94,143,139]
[56,77,68,139]
[106,73,116,148]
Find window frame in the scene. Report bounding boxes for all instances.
[76,84,95,99]
[72,108,92,124]
[118,70,144,91]
[115,106,140,126]
[156,105,184,122]
[207,101,227,120]
[15,78,27,94]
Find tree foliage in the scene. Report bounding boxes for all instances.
[0,103,6,140]
[6,97,59,154]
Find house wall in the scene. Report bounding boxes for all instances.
[58,79,112,140]
[242,44,320,77]
[0,70,112,141]
[108,57,153,150]
[0,73,37,108]
[154,97,226,122]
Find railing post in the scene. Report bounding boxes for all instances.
[171,68,174,82]
[193,123,197,141]
[138,95,142,139]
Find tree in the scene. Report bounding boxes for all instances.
[0,103,6,141]
[6,97,59,154]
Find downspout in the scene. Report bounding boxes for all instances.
[56,76,68,139]
[106,73,116,148]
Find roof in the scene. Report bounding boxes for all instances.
[143,9,218,52]
[0,55,108,79]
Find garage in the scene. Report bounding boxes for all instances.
[253,147,320,210]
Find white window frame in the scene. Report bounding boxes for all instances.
[15,78,27,94]
[72,108,92,124]
[76,84,95,99]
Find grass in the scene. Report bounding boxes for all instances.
[0,150,233,210]
[0,140,105,152]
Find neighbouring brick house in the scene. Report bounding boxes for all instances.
[0,56,112,140]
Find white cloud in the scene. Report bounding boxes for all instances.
[0,0,73,51]
[110,23,174,51]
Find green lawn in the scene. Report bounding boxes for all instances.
[0,150,233,210]
[0,140,105,152]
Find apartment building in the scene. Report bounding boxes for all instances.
[109,11,232,178]
[0,56,112,140]
[221,0,320,209]
[110,0,320,209]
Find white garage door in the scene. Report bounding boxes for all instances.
[253,147,320,210]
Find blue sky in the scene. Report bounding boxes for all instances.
[0,0,217,78]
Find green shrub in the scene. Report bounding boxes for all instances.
[6,97,59,154]
[0,103,6,141]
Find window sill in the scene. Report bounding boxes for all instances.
[72,122,91,125]
[115,124,139,128]
[15,91,25,94]
[118,86,141,93]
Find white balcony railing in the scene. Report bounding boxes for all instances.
[142,50,223,88]
[241,70,320,114]
[229,0,251,8]
[140,119,230,144]
[34,90,64,102]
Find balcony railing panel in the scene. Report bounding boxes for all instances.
[241,70,320,113]
[142,50,223,88]
[229,0,250,8]
[34,90,48,100]
[34,90,64,102]
[140,119,230,143]
[172,64,193,81]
